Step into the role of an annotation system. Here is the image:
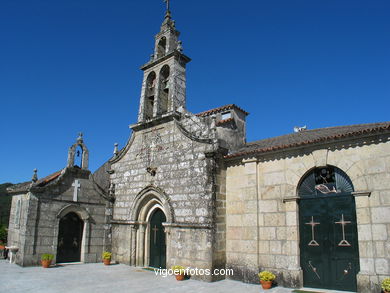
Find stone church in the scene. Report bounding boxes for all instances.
[6,7,390,293]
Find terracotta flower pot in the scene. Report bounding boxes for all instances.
[41,260,52,268]
[175,274,185,281]
[260,280,272,289]
[103,258,111,265]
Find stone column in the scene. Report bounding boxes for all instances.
[130,225,138,266]
[80,220,91,262]
[163,225,171,268]
[153,75,160,117]
[136,224,146,267]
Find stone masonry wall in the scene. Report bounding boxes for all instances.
[7,194,29,264]
[225,134,390,292]
[110,117,218,272]
[7,175,108,266]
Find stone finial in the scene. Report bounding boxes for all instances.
[113,143,119,156]
[31,169,38,183]
[177,41,183,52]
[162,9,173,26]
[77,132,83,142]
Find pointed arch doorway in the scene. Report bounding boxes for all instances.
[298,166,359,292]
[56,212,84,263]
[149,208,166,269]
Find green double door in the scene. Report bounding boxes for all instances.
[149,209,166,269]
[299,194,359,292]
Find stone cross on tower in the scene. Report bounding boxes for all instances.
[163,0,170,11]
[72,179,81,202]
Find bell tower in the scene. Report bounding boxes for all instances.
[137,5,191,123]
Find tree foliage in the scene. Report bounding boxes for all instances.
[0,224,7,243]
[0,183,13,227]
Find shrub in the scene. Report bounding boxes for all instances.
[382,278,390,292]
[41,254,54,261]
[258,271,276,282]
[102,252,112,260]
[171,265,186,275]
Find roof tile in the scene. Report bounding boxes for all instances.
[196,104,249,117]
[226,121,390,159]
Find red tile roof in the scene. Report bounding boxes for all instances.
[36,170,62,187]
[225,122,390,159]
[196,104,249,117]
[7,170,63,194]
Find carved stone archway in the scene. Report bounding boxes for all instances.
[129,185,173,267]
[54,205,92,263]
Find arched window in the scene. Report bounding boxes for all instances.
[158,65,170,114]
[144,72,156,120]
[157,37,166,59]
[298,166,354,197]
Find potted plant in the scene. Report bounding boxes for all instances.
[382,278,390,293]
[171,265,186,281]
[41,254,54,268]
[258,270,276,290]
[102,251,112,265]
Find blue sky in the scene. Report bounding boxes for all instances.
[1,0,389,184]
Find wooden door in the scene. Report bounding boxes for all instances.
[56,212,84,263]
[149,209,166,269]
[299,195,359,291]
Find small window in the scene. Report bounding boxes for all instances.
[221,111,232,120]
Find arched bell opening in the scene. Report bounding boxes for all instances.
[297,165,359,292]
[66,133,89,170]
[156,37,167,59]
[74,145,83,168]
[158,65,170,115]
[144,71,157,120]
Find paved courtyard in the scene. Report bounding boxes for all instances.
[0,260,353,293]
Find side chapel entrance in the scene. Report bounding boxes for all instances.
[298,166,359,292]
[56,212,84,263]
[149,208,166,268]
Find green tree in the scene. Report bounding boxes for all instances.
[0,224,7,243]
[0,183,13,227]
